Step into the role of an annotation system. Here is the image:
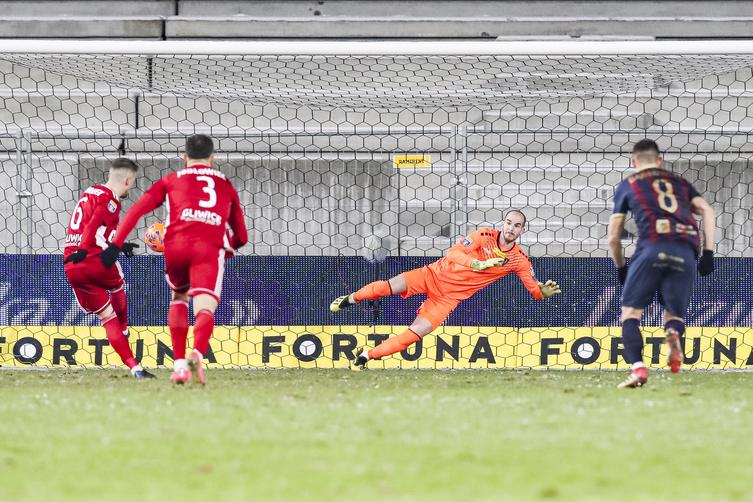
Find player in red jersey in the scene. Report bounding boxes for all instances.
[63,158,154,379]
[330,210,562,368]
[101,135,248,385]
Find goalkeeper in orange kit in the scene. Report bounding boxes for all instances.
[330,209,562,368]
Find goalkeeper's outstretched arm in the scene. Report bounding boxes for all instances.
[445,230,482,268]
[515,267,560,300]
[446,230,506,271]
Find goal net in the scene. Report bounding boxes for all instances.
[1,40,751,370]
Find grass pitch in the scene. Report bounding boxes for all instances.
[0,369,750,502]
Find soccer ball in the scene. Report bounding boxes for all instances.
[144,222,165,253]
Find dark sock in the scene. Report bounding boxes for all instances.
[664,319,686,338]
[621,318,644,365]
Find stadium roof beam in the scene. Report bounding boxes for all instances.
[2,1,753,39]
[165,16,753,40]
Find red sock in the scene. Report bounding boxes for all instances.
[193,309,215,356]
[168,300,189,360]
[352,280,392,302]
[110,287,128,332]
[102,312,137,369]
[368,329,421,359]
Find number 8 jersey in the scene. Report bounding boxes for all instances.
[113,165,248,251]
[612,167,701,253]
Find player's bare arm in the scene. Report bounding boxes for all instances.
[691,195,716,276]
[608,213,626,269]
[228,190,249,250]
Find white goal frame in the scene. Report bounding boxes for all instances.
[2,39,753,56]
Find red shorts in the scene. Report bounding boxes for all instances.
[164,242,227,301]
[65,259,124,314]
[400,266,460,329]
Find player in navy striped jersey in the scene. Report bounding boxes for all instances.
[608,139,716,388]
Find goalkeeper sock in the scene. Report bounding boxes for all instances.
[193,309,215,356]
[168,300,189,360]
[368,329,421,359]
[664,319,686,337]
[352,280,392,302]
[102,312,137,369]
[621,318,644,365]
[110,286,128,332]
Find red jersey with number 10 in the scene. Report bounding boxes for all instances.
[113,165,247,251]
[63,184,121,261]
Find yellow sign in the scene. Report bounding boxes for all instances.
[2,326,753,370]
[393,154,431,168]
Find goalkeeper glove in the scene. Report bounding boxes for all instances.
[63,249,88,264]
[470,258,506,271]
[539,280,562,299]
[617,265,628,285]
[121,242,140,257]
[99,244,122,268]
[698,250,714,276]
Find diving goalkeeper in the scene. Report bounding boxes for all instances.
[330,210,561,368]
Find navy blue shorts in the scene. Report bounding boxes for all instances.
[622,244,697,317]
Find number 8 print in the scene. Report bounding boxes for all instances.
[652,179,678,213]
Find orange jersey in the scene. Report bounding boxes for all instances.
[426,228,543,301]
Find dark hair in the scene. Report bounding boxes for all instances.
[110,158,139,173]
[505,209,527,226]
[632,139,661,156]
[185,134,215,160]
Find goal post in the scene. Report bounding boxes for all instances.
[0,40,751,370]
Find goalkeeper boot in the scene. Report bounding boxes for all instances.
[188,349,206,386]
[617,366,648,389]
[132,367,156,380]
[330,294,354,313]
[665,328,683,374]
[351,348,369,371]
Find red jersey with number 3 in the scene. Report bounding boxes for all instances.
[113,165,247,251]
[64,184,121,261]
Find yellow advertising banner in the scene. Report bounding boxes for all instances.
[392,154,431,168]
[1,326,752,370]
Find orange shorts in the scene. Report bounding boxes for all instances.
[400,266,459,329]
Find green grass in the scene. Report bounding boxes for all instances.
[0,369,751,502]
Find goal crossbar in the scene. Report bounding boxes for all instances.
[2,39,753,56]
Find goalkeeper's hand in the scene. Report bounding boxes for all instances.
[698,250,714,276]
[538,280,562,299]
[99,244,122,268]
[470,257,506,271]
[63,249,88,264]
[121,242,140,257]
